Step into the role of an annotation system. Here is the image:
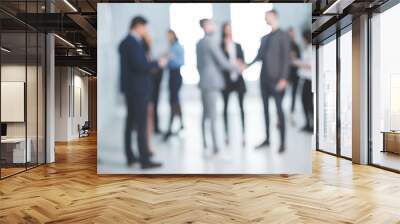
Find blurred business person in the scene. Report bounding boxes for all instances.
[287,27,301,124]
[220,23,247,146]
[142,31,158,156]
[293,29,313,133]
[250,10,291,153]
[196,18,242,154]
[119,16,165,169]
[164,29,185,141]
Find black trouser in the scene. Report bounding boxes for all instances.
[166,69,183,134]
[222,90,245,137]
[290,73,299,113]
[260,82,285,146]
[124,94,150,164]
[301,79,313,128]
[151,71,162,132]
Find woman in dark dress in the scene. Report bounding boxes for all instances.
[220,23,247,146]
[164,29,185,141]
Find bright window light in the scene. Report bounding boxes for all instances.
[231,3,273,81]
[170,3,212,85]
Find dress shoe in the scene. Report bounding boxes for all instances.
[255,139,270,149]
[278,145,286,153]
[203,140,208,149]
[127,157,138,167]
[225,138,230,145]
[213,147,219,154]
[163,132,172,141]
[154,128,161,135]
[141,161,162,169]
[301,126,313,133]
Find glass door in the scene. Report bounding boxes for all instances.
[317,37,337,154]
[370,3,400,171]
[339,28,352,158]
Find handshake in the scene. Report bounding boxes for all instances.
[235,59,247,73]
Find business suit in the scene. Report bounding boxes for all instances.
[119,34,159,165]
[220,42,246,140]
[196,34,240,151]
[252,29,291,148]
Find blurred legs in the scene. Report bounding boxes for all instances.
[257,84,285,151]
[124,97,136,163]
[301,80,313,132]
[222,90,246,145]
[147,103,154,155]
[222,90,230,144]
[201,90,219,153]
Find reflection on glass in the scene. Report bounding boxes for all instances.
[340,30,352,158]
[27,31,39,169]
[0,0,47,178]
[371,4,400,171]
[1,31,28,177]
[38,33,46,165]
[318,38,337,154]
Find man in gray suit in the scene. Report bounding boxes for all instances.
[196,18,242,154]
[250,10,291,153]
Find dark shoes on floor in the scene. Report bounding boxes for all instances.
[278,145,286,153]
[213,148,219,154]
[127,157,139,167]
[141,161,162,169]
[163,132,172,141]
[127,156,162,169]
[301,126,313,133]
[255,139,270,149]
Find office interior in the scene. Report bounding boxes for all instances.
[97,3,313,174]
[0,0,400,222]
[0,0,97,179]
[314,0,400,172]
[1,0,399,177]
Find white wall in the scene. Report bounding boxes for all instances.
[55,67,89,141]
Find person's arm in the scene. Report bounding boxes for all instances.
[209,39,240,73]
[237,43,245,62]
[279,32,291,80]
[275,33,291,92]
[247,37,264,67]
[293,59,311,70]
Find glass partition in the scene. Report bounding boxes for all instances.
[370,3,400,171]
[1,30,28,177]
[339,29,352,158]
[317,37,337,154]
[0,1,46,179]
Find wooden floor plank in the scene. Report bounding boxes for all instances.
[1,135,400,223]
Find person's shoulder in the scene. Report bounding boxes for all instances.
[120,35,128,44]
[119,36,130,49]
[279,30,290,38]
[261,34,269,41]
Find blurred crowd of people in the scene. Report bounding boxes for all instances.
[118,10,313,169]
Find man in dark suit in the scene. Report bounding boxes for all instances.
[119,16,166,169]
[249,10,291,153]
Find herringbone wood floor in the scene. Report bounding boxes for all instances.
[1,135,400,224]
